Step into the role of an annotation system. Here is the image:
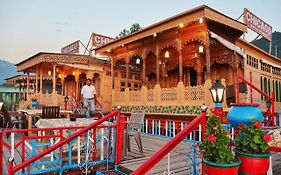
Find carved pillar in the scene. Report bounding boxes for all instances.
[35,65,38,93]
[26,71,30,99]
[156,41,160,84]
[205,34,211,80]
[52,64,56,94]
[75,69,80,98]
[125,62,129,88]
[40,66,43,94]
[178,31,183,82]
[18,82,21,100]
[233,52,238,102]
[142,51,146,86]
[196,59,202,85]
[111,58,115,89]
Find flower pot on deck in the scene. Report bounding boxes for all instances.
[204,158,241,175]
[227,103,263,127]
[235,149,270,175]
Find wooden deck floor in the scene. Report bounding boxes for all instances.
[121,135,281,175]
[2,134,281,175]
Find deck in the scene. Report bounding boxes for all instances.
[2,134,281,175]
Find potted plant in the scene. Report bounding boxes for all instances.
[235,120,271,175]
[200,116,241,175]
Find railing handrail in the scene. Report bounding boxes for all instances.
[131,112,206,175]
[12,110,120,173]
[237,72,275,125]
[72,92,82,108]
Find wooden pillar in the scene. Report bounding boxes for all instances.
[111,58,115,89]
[40,66,43,94]
[75,69,80,98]
[26,71,30,99]
[35,65,38,93]
[18,82,21,100]
[233,52,238,101]
[52,64,56,94]
[178,30,183,82]
[156,41,160,84]
[205,35,211,80]
[125,62,129,88]
[142,51,146,86]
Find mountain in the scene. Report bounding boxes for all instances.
[0,59,18,84]
[251,31,281,59]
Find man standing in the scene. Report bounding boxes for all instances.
[81,78,101,118]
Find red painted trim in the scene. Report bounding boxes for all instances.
[269,146,281,152]
[0,132,3,174]
[3,141,11,150]
[21,133,25,173]
[230,103,260,107]
[12,110,120,173]
[131,112,206,175]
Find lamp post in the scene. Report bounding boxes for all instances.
[209,79,226,119]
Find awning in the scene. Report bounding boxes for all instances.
[60,63,104,72]
[210,32,245,57]
[260,59,281,69]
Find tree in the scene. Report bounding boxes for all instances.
[130,23,142,33]
[116,23,142,39]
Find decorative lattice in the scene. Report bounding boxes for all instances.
[147,89,154,102]
[160,88,177,101]
[115,91,125,102]
[184,85,205,101]
[129,90,141,102]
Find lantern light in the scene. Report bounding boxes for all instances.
[209,79,225,103]
[153,33,157,37]
[165,51,170,58]
[48,71,52,76]
[72,71,76,76]
[58,74,61,78]
[199,17,203,24]
[199,45,204,53]
[179,23,184,28]
[107,49,111,53]
[136,58,141,64]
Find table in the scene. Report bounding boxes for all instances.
[35,118,111,159]
[18,109,73,135]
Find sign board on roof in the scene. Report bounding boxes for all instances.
[61,40,80,54]
[92,33,114,48]
[243,8,272,41]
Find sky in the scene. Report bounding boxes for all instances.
[0,0,281,64]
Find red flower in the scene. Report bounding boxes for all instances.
[207,134,217,143]
[263,134,272,142]
[238,123,246,130]
[253,122,262,128]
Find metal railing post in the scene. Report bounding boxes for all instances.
[8,157,14,175]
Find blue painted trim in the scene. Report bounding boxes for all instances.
[215,103,222,108]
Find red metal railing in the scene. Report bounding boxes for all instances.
[0,110,126,175]
[131,111,207,175]
[237,72,275,126]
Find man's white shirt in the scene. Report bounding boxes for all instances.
[81,85,96,99]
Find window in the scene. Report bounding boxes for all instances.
[263,77,267,101]
[261,63,271,73]
[272,67,281,76]
[246,55,259,68]
[260,77,263,100]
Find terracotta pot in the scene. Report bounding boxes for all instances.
[204,158,241,175]
[235,149,270,175]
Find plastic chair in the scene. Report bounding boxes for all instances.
[125,110,145,155]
